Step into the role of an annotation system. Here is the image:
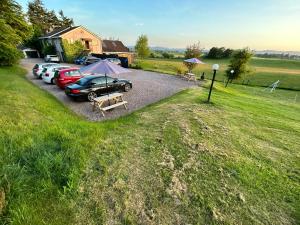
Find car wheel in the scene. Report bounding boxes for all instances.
[51,78,55,84]
[87,91,97,101]
[124,83,131,92]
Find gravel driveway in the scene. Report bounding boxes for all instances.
[21,58,199,121]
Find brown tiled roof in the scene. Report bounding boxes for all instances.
[102,40,129,52]
[40,26,80,38]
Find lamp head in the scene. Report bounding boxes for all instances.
[212,64,219,71]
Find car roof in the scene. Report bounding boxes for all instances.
[38,63,58,66]
[48,64,68,68]
[59,67,79,72]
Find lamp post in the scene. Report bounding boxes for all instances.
[207,64,219,102]
[231,70,234,77]
[226,69,234,87]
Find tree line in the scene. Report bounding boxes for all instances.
[0,0,74,66]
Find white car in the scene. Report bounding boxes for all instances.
[42,65,70,84]
[32,63,58,78]
[45,55,60,62]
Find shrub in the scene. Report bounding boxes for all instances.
[175,65,185,75]
[162,52,174,59]
[0,19,23,66]
[62,39,85,63]
[0,42,23,66]
[130,62,143,69]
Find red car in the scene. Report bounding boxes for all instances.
[54,68,82,89]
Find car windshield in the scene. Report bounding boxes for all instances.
[75,77,89,86]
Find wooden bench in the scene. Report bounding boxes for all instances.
[102,101,128,111]
[92,92,128,117]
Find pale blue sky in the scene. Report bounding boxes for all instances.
[17,0,300,51]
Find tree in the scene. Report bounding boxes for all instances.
[223,48,234,58]
[27,0,74,56]
[0,0,32,65]
[28,0,49,33]
[28,0,74,34]
[225,48,253,87]
[58,10,74,27]
[206,47,233,59]
[135,35,150,58]
[184,42,202,72]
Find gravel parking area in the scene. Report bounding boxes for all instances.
[21,58,199,121]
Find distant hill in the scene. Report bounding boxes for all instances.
[127,45,300,56]
[254,50,300,56]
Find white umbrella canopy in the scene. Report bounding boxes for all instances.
[79,59,131,75]
[184,58,205,64]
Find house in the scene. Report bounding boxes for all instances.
[101,40,134,64]
[39,25,133,64]
[40,26,102,61]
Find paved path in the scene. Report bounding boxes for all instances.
[21,58,199,121]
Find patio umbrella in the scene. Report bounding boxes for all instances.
[79,59,131,90]
[183,58,205,73]
[184,58,205,64]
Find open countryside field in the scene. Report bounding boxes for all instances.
[136,57,300,90]
[0,66,299,224]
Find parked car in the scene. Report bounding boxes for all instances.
[32,63,58,78]
[55,68,82,89]
[44,55,60,62]
[74,56,87,65]
[106,58,121,66]
[65,75,132,101]
[84,56,101,65]
[42,65,70,84]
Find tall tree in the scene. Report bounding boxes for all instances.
[225,48,253,87]
[58,10,74,27]
[135,35,150,58]
[26,0,74,55]
[28,0,74,34]
[0,0,32,65]
[27,0,49,33]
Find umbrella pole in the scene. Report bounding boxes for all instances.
[106,73,111,106]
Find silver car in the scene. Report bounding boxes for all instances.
[44,55,60,63]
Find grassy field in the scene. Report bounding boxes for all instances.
[135,57,300,90]
[0,66,299,224]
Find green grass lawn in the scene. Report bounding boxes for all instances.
[0,66,299,224]
[135,57,300,90]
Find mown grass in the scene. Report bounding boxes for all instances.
[136,57,300,90]
[0,66,299,224]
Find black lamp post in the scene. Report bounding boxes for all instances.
[207,64,219,103]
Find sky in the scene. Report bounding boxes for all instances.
[17,0,300,51]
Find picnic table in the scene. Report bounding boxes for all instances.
[183,72,196,81]
[92,92,127,117]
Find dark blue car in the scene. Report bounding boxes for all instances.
[74,56,87,65]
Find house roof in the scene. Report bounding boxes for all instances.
[102,40,129,53]
[39,25,101,41]
[40,26,80,39]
